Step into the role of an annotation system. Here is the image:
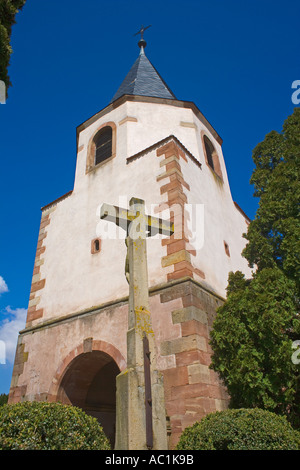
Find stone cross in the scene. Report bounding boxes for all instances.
[100,197,173,450]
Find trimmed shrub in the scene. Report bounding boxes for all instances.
[0,401,111,450]
[176,408,300,450]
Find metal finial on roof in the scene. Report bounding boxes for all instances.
[134,24,152,54]
[110,25,176,103]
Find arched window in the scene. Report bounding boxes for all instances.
[86,121,116,173]
[94,126,112,165]
[202,134,223,180]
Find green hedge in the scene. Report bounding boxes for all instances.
[176,408,300,450]
[0,401,111,450]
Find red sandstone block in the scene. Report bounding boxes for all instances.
[182,293,205,309]
[35,246,46,259]
[167,269,194,282]
[36,240,43,251]
[160,179,182,195]
[182,413,205,430]
[38,232,47,242]
[169,417,183,432]
[181,320,209,338]
[40,217,50,228]
[169,172,190,190]
[30,279,46,293]
[167,188,187,202]
[163,366,189,392]
[8,395,18,404]
[27,308,43,323]
[170,382,211,401]
[185,396,216,416]
[209,369,228,390]
[162,235,189,246]
[166,160,182,172]
[206,342,214,355]
[169,432,182,450]
[32,265,40,276]
[160,284,190,303]
[167,239,187,255]
[175,350,204,367]
[27,305,37,315]
[173,261,194,272]
[157,141,179,157]
[10,385,27,399]
[193,267,205,279]
[165,398,186,417]
[40,214,50,223]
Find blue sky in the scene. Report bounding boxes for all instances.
[0,0,299,394]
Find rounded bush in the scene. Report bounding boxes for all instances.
[0,401,111,450]
[176,408,300,450]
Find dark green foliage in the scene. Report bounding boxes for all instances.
[0,0,26,92]
[176,409,300,450]
[0,394,8,406]
[210,268,300,427]
[243,108,300,287]
[210,109,300,428]
[0,401,111,450]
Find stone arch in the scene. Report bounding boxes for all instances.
[49,340,126,447]
[86,121,117,173]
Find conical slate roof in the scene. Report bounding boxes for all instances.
[110,46,176,103]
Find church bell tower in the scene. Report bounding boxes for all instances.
[9,29,252,449]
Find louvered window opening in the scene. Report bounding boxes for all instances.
[95,127,112,165]
[204,136,215,171]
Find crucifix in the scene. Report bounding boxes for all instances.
[100,197,173,450]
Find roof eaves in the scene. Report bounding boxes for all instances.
[126,134,202,169]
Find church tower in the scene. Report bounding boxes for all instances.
[9,31,252,449]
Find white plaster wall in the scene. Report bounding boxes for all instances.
[36,99,252,322]
[179,149,253,296]
[39,149,169,321]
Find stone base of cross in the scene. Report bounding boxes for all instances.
[100,198,173,450]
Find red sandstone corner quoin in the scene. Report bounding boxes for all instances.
[156,140,205,282]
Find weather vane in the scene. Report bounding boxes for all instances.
[134,24,152,53]
[134,24,152,41]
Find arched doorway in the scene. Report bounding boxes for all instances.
[57,350,120,447]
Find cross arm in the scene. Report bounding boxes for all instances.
[100,203,133,232]
[100,203,174,237]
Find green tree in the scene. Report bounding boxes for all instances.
[0,394,8,406]
[243,108,300,285]
[0,0,26,94]
[210,108,300,428]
